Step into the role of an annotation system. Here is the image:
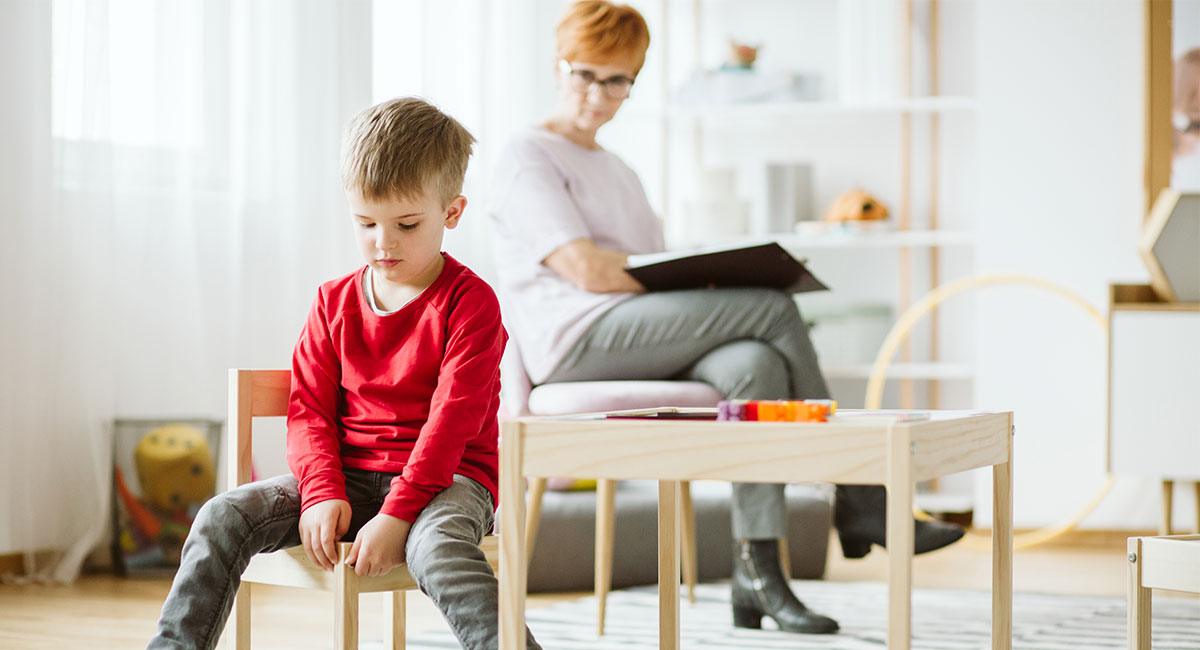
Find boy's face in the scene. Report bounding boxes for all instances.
[346,189,465,290]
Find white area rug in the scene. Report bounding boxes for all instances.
[398,580,1200,649]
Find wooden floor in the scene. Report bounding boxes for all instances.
[0,530,1188,650]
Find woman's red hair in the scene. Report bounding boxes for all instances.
[556,1,651,74]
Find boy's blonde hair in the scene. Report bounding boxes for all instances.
[340,97,475,206]
[556,1,651,75]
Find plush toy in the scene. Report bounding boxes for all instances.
[134,424,216,512]
[822,189,890,223]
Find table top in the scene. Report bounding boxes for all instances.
[508,408,1012,485]
[519,407,1003,423]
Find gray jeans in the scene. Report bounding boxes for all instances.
[544,287,830,540]
[147,470,540,650]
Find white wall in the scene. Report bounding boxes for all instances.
[971,0,1177,530]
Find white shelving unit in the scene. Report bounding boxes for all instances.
[668,229,973,251]
[822,362,973,382]
[652,0,978,411]
[668,95,976,120]
[775,229,973,251]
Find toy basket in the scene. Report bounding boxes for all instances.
[110,417,222,576]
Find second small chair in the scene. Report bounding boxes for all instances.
[501,346,722,635]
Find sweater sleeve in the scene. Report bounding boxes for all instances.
[494,159,591,264]
[286,287,347,511]
[379,285,506,522]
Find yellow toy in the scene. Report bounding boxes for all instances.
[134,424,216,511]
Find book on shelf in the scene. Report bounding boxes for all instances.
[625,242,829,294]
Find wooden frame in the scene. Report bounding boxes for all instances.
[1145,0,1200,213]
[497,408,1015,650]
[1145,0,1174,215]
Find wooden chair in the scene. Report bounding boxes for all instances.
[224,369,500,650]
[501,347,720,635]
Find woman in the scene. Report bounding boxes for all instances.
[488,1,963,636]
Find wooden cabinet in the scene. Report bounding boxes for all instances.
[1107,284,1200,534]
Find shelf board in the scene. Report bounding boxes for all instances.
[665,230,973,251]
[821,362,973,381]
[660,96,976,121]
[774,229,974,250]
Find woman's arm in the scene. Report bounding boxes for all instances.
[544,238,645,293]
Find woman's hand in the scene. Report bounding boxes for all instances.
[544,238,646,294]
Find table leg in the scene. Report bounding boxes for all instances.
[658,480,680,650]
[499,421,527,650]
[1194,482,1200,534]
[596,479,617,635]
[992,418,1013,650]
[886,423,913,650]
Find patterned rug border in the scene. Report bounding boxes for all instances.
[393,580,1200,650]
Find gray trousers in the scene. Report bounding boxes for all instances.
[544,288,829,540]
[147,470,540,650]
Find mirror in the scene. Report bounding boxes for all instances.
[1147,0,1200,207]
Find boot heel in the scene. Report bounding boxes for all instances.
[838,532,872,559]
[731,604,762,629]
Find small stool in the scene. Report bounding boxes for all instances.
[1127,534,1200,649]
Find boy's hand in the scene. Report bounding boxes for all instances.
[344,513,412,578]
[298,498,352,571]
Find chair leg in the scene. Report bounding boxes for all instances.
[525,477,547,564]
[1128,537,1151,650]
[595,479,617,636]
[335,546,359,650]
[778,536,792,581]
[680,481,698,604]
[229,584,251,650]
[383,591,405,650]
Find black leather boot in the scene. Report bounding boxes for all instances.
[834,485,965,559]
[730,539,839,634]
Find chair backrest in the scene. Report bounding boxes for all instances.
[227,369,291,492]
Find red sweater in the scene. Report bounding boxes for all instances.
[286,254,506,522]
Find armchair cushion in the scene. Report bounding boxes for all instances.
[527,380,723,415]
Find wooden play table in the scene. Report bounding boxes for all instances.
[498,408,1014,650]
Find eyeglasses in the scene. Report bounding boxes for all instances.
[559,60,635,99]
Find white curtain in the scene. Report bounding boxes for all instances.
[0,0,637,584]
[0,0,371,583]
[368,0,558,281]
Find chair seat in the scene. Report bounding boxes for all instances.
[241,536,499,593]
[527,380,722,416]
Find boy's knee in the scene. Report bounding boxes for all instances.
[406,529,476,580]
[193,477,297,534]
[191,493,237,534]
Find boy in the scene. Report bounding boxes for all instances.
[148,97,541,650]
